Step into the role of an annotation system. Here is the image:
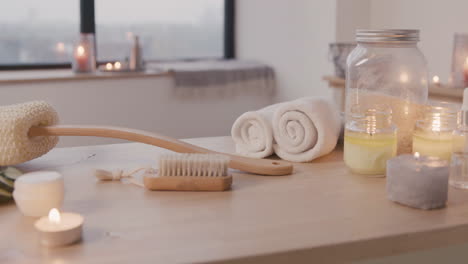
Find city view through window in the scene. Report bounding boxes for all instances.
[0,0,224,65]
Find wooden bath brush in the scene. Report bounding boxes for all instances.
[0,101,292,176]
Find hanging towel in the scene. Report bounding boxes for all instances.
[231,103,285,158]
[272,97,341,162]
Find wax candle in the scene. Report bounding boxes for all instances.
[344,106,397,176]
[412,105,458,160]
[432,75,440,86]
[72,33,96,73]
[464,57,468,86]
[35,208,83,247]
[387,153,449,210]
[13,171,64,217]
[413,130,453,160]
[105,62,113,71]
[74,45,88,72]
[344,130,397,175]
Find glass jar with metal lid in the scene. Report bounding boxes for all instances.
[345,29,429,154]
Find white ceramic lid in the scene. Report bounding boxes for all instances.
[14,171,64,194]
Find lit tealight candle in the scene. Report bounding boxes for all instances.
[432,75,440,85]
[386,153,449,210]
[34,208,84,247]
[105,63,113,71]
[114,61,122,70]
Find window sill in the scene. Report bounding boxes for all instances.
[0,68,171,85]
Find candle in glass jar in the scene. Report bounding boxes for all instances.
[344,107,397,176]
[344,131,397,175]
[413,105,458,160]
[413,131,453,160]
[464,57,468,86]
[74,45,88,72]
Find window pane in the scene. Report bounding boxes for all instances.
[0,0,78,65]
[96,0,224,62]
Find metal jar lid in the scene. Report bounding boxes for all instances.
[356,29,419,42]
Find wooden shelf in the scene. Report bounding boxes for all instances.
[323,75,463,101]
[0,68,170,85]
[2,136,468,263]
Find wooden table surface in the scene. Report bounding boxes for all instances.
[2,136,468,263]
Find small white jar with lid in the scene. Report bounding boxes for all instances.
[13,171,64,217]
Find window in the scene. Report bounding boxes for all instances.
[0,0,78,66]
[0,0,234,69]
[96,0,225,62]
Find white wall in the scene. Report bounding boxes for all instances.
[336,0,370,42]
[236,0,336,102]
[0,77,274,147]
[369,0,468,83]
[336,0,468,83]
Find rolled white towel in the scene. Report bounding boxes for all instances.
[231,103,284,158]
[272,97,341,162]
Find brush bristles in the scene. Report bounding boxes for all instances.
[159,154,229,177]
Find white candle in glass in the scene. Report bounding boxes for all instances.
[34,208,84,247]
[413,106,457,160]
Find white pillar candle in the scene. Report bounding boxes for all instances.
[386,153,449,210]
[35,208,83,247]
[13,171,64,217]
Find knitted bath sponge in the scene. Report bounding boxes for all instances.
[0,101,59,166]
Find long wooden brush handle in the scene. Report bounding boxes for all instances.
[29,125,293,176]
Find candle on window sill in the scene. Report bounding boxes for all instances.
[35,208,84,247]
[344,106,397,176]
[72,33,96,73]
[464,57,468,87]
[74,45,88,71]
[105,63,113,71]
[412,104,458,160]
[432,75,440,86]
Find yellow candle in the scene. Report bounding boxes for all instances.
[452,133,466,153]
[412,131,453,160]
[344,130,397,175]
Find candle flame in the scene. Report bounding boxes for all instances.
[432,75,440,83]
[106,63,113,71]
[76,45,85,56]
[114,61,121,70]
[414,152,420,159]
[400,72,409,83]
[48,208,61,224]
